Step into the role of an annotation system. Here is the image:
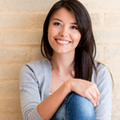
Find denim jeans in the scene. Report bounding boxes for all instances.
[51,92,95,120]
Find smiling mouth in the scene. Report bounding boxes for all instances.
[55,38,71,45]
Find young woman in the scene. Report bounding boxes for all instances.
[20,0,112,120]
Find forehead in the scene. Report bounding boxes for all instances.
[50,7,77,22]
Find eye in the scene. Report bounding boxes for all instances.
[53,22,61,26]
[71,26,78,30]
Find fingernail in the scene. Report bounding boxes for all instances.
[94,103,96,106]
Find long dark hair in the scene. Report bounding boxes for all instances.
[41,0,96,82]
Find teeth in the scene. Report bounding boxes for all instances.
[57,40,69,44]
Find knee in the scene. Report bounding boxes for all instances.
[67,92,95,118]
[68,92,93,106]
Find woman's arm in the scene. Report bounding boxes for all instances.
[38,79,100,120]
[37,81,71,120]
[94,65,112,120]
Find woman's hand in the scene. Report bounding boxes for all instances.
[66,79,100,107]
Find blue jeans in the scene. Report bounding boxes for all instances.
[51,92,95,120]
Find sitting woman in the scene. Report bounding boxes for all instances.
[20,0,112,120]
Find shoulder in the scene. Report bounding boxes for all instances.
[22,58,50,69]
[95,62,110,75]
[21,58,51,72]
[20,58,51,80]
[92,61,112,88]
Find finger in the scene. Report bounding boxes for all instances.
[85,92,96,107]
[96,91,100,105]
[87,85,99,106]
[89,89,98,106]
[94,84,100,105]
[91,83,100,105]
[97,94,100,105]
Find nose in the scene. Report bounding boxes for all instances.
[59,26,69,38]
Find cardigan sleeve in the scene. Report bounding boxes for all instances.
[19,64,44,120]
[94,65,112,120]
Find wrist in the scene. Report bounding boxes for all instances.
[64,79,73,93]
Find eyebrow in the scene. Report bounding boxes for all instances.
[53,18,62,22]
[53,18,78,25]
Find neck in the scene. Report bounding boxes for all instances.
[51,52,74,75]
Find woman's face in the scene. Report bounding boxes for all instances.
[48,7,81,55]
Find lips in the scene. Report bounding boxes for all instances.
[55,38,71,45]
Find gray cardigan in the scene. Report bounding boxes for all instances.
[20,58,112,120]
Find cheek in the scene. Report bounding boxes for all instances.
[48,27,58,40]
[48,26,52,37]
[73,32,81,43]
[48,27,53,42]
[48,26,58,46]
